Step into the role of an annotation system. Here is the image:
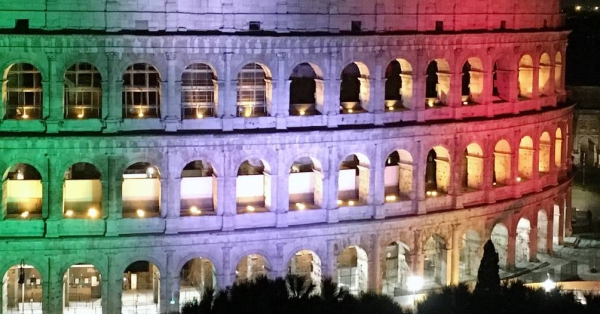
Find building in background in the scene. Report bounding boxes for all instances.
[0,1,572,313]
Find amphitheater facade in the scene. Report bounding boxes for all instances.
[0,1,572,313]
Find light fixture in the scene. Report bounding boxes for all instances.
[347,109,354,113]
[516,176,522,182]
[20,211,29,218]
[388,106,394,111]
[542,273,556,292]
[575,5,582,11]
[65,210,74,217]
[427,99,435,107]
[385,195,397,202]
[337,199,343,205]
[493,182,497,186]
[246,205,255,212]
[196,112,204,119]
[295,203,306,210]
[348,200,355,206]
[596,6,599,11]
[146,167,155,177]
[22,109,29,119]
[16,171,24,180]
[77,108,84,118]
[244,110,251,117]
[87,208,98,218]
[136,209,145,217]
[190,206,201,215]
[299,110,305,116]
[462,101,468,105]
[137,110,144,118]
[426,191,432,196]
[431,191,438,197]
[406,275,424,308]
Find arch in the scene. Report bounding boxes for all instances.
[62,263,103,313]
[423,235,447,286]
[340,62,369,113]
[493,140,511,186]
[338,153,370,206]
[538,53,552,96]
[236,158,271,212]
[384,149,413,201]
[490,223,508,269]
[181,160,217,215]
[2,163,43,219]
[381,241,411,297]
[64,62,102,119]
[3,63,43,119]
[425,146,450,195]
[384,58,413,110]
[235,254,270,282]
[461,57,484,104]
[289,62,323,116]
[518,136,534,180]
[539,132,551,174]
[492,55,511,102]
[554,51,563,91]
[462,143,484,190]
[537,209,549,254]
[237,62,271,117]
[459,230,481,282]
[2,263,43,313]
[516,218,531,265]
[179,257,217,304]
[337,245,368,295]
[63,162,103,219]
[122,63,161,119]
[122,260,161,314]
[518,55,534,99]
[555,127,563,167]
[288,250,322,290]
[122,162,161,218]
[425,59,451,107]
[181,63,217,119]
[289,157,323,209]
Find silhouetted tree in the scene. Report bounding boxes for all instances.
[474,239,500,295]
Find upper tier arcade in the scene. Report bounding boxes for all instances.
[0,0,563,33]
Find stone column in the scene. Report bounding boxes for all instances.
[371,63,384,114]
[276,169,290,227]
[44,54,61,128]
[506,232,516,270]
[414,140,426,214]
[546,204,555,255]
[221,174,237,231]
[450,225,460,285]
[274,243,287,278]
[557,196,565,245]
[529,218,539,262]
[484,136,496,203]
[326,146,339,223]
[372,144,385,219]
[106,253,122,314]
[324,239,337,279]
[165,52,179,131]
[159,178,169,218]
[165,176,181,234]
[104,52,122,132]
[451,137,463,209]
[221,52,235,131]
[412,230,424,276]
[325,52,339,128]
[565,187,573,236]
[510,137,521,198]
[220,246,233,287]
[164,250,179,312]
[532,63,540,100]
[532,135,541,191]
[369,234,382,292]
[106,156,123,236]
[275,52,288,129]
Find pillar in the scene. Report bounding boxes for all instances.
[529,218,539,262]
[506,232,516,270]
[557,196,565,245]
[369,234,382,292]
[413,140,426,214]
[104,52,122,132]
[450,225,460,285]
[324,239,337,279]
[325,52,339,128]
[221,172,237,231]
[222,52,235,131]
[372,144,385,219]
[164,52,179,131]
[164,250,179,313]
[565,188,573,236]
[371,64,384,114]
[547,204,555,255]
[532,63,540,100]
[275,52,289,129]
[44,53,61,123]
[220,246,233,288]
[106,157,123,236]
[160,178,169,218]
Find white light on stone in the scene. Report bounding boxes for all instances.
[65,210,74,217]
[20,211,29,218]
[88,208,98,218]
[246,205,255,212]
[542,275,556,292]
[16,171,24,180]
[348,200,355,206]
[190,206,201,215]
[136,209,145,217]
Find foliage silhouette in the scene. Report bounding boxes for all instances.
[474,239,501,295]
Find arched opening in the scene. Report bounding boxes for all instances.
[423,235,447,286]
[384,150,413,201]
[62,264,102,314]
[492,59,511,102]
[337,154,370,206]
[538,53,552,96]
[3,63,43,120]
[122,63,161,118]
[537,210,549,254]
[63,163,102,219]
[64,63,102,119]
[461,58,483,104]
[578,138,596,168]
[518,55,534,99]
[340,62,369,114]
[289,63,322,116]
[518,136,534,181]
[381,241,411,297]
[237,63,270,117]
[554,52,563,92]
[493,140,511,186]
[461,143,484,191]
[539,132,551,175]
[2,164,42,219]
[425,59,450,107]
[122,261,160,314]
[288,250,322,290]
[491,223,509,269]
[235,254,270,282]
[384,59,413,110]
[2,264,42,314]
[555,128,563,168]
[516,218,531,265]
[122,162,161,218]
[459,230,481,282]
[289,157,323,210]
[425,146,450,196]
[181,63,217,119]
[180,160,216,216]
[179,258,216,304]
[237,159,270,213]
[337,246,368,295]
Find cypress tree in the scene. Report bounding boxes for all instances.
[474,239,501,295]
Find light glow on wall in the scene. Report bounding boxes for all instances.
[136,209,145,217]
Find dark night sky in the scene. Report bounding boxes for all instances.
[562,0,600,6]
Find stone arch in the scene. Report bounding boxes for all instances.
[61,263,104,313]
[179,257,217,303]
[555,127,563,167]
[2,263,43,314]
[2,163,43,219]
[384,149,413,201]
[381,241,411,297]
[3,63,43,120]
[493,139,511,186]
[340,61,370,113]
[181,62,217,118]
[121,260,162,314]
[289,156,324,209]
[338,153,370,206]
[538,53,552,96]
[181,160,217,215]
[122,162,162,218]
[425,146,450,195]
[236,158,272,212]
[235,254,271,282]
[122,63,162,119]
[491,54,512,101]
[384,58,413,110]
[462,143,484,190]
[516,218,531,265]
[461,57,484,104]
[63,62,103,119]
[518,55,534,99]
[289,62,324,116]
[423,235,447,286]
[337,245,368,295]
[288,249,322,290]
[490,222,509,269]
[518,136,534,180]
[425,59,451,107]
[539,132,551,174]
[459,229,481,282]
[236,62,272,117]
[554,51,563,92]
[537,209,549,254]
[63,162,103,219]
